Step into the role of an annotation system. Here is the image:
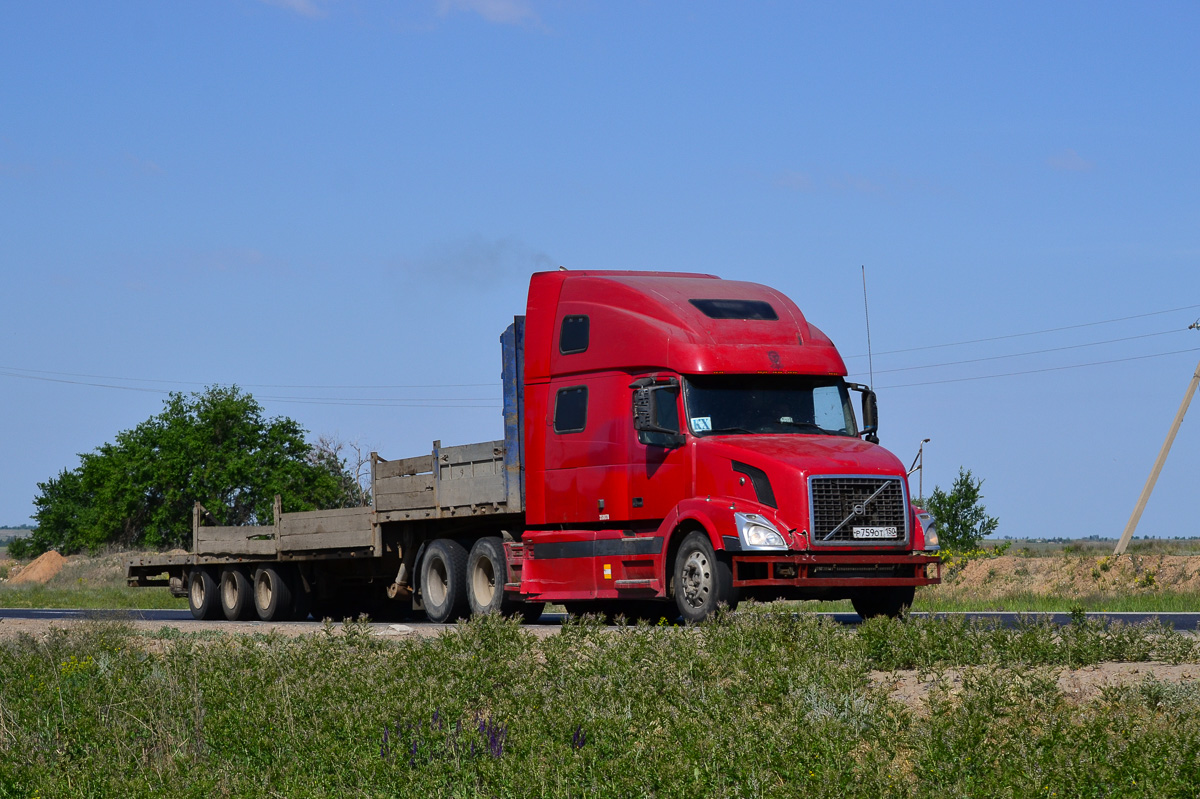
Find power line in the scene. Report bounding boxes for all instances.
[871,346,1200,389]
[0,371,172,394]
[866,328,1183,375]
[843,302,1200,360]
[0,371,500,404]
[266,398,501,409]
[0,365,497,390]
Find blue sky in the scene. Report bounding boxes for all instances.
[2,0,1198,539]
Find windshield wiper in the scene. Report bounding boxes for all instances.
[779,420,841,435]
[703,426,756,435]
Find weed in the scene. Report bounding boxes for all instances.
[1,613,1200,796]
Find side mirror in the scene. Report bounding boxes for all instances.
[631,379,685,448]
[848,383,879,444]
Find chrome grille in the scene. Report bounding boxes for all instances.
[808,476,908,545]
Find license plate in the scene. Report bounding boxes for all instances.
[852,526,898,539]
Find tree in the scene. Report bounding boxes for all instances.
[28,386,361,555]
[923,467,999,551]
[308,435,373,508]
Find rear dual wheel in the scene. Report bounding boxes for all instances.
[466,537,545,623]
[187,568,221,620]
[253,565,311,621]
[219,567,254,621]
[420,537,545,624]
[422,539,469,624]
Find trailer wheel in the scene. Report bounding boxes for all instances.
[219,567,254,621]
[187,568,221,620]
[673,531,738,623]
[851,586,915,620]
[253,565,295,621]
[421,539,469,623]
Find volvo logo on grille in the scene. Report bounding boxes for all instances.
[853,503,866,516]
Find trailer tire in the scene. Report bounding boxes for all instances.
[851,586,915,620]
[672,531,738,623]
[188,568,221,620]
[421,539,469,623]
[219,567,254,621]
[253,565,295,621]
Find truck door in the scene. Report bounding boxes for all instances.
[625,378,690,521]
[541,376,629,524]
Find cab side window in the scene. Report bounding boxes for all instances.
[559,315,589,354]
[553,386,588,433]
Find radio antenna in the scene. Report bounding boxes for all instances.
[861,265,875,386]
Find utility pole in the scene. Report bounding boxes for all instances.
[1114,321,1200,555]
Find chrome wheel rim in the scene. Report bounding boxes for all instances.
[680,550,712,610]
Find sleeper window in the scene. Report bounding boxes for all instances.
[553,386,588,433]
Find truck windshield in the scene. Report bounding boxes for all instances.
[683,375,859,437]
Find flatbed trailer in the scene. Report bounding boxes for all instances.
[128,270,941,622]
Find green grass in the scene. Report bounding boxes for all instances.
[2,613,1200,797]
[0,583,187,610]
[0,551,188,610]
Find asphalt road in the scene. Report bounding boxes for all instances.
[3,608,1199,631]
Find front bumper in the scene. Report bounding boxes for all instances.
[730,552,942,588]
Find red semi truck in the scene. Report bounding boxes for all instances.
[128,269,941,622]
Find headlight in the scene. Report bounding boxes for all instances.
[735,512,787,550]
[916,511,939,551]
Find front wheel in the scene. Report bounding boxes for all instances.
[672,531,738,623]
[851,586,915,620]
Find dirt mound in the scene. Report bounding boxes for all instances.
[9,550,66,585]
[933,553,1200,600]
